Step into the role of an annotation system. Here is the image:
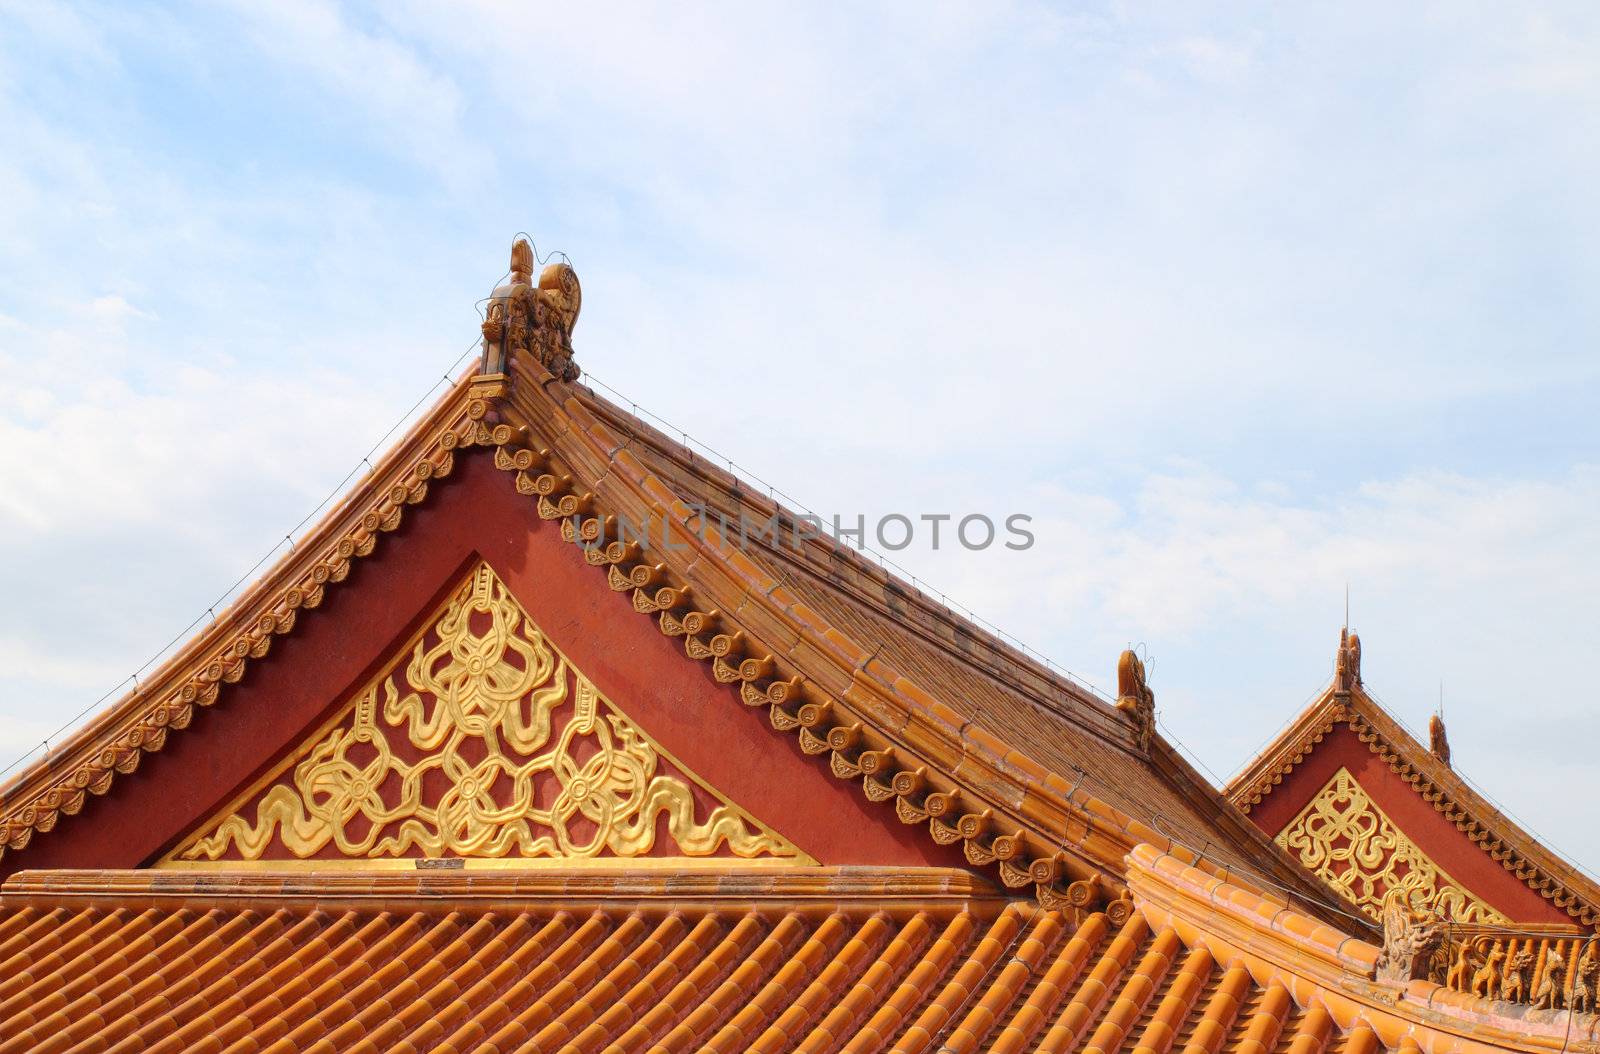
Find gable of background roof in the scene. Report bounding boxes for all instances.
[1226,631,1600,928]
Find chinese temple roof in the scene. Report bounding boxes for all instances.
[1226,630,1600,929]
[0,241,1592,1051]
[0,244,1333,920]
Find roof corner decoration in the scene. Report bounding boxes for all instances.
[1335,626,1362,702]
[1116,649,1156,753]
[1374,899,1445,985]
[480,237,581,384]
[1430,712,1452,767]
[163,560,809,868]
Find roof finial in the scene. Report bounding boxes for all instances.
[480,236,581,383]
[1116,649,1155,754]
[1334,625,1361,699]
[1429,711,1451,768]
[1375,900,1443,985]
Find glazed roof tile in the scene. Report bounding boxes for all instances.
[0,863,1583,1054]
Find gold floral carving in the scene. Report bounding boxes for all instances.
[1277,768,1507,924]
[168,562,807,865]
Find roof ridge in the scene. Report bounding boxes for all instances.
[4,866,1008,918]
[1223,682,1341,808]
[491,348,1344,920]
[573,385,1127,736]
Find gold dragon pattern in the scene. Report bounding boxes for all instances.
[1278,767,1506,924]
[171,562,805,864]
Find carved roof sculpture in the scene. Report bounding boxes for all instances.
[0,241,1594,1051]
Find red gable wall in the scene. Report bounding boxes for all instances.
[3,451,972,876]
[1247,722,1566,924]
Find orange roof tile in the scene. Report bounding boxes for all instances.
[0,864,1585,1053]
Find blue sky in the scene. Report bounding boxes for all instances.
[2,2,1598,871]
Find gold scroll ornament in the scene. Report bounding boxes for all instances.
[168,562,809,865]
[1277,767,1506,924]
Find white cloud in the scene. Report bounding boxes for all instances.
[88,294,154,322]
[917,463,1600,871]
[215,0,490,188]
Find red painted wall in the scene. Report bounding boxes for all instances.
[4,452,973,876]
[1249,722,1566,923]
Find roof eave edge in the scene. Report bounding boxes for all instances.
[1128,844,1600,1054]
[1223,683,1342,811]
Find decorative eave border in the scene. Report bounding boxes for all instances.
[1346,709,1600,928]
[573,388,1312,899]
[1226,692,1341,813]
[571,392,1138,748]
[1227,690,1600,929]
[0,374,478,858]
[480,361,1124,910]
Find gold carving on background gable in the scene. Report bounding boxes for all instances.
[170,562,806,865]
[1277,768,1507,924]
